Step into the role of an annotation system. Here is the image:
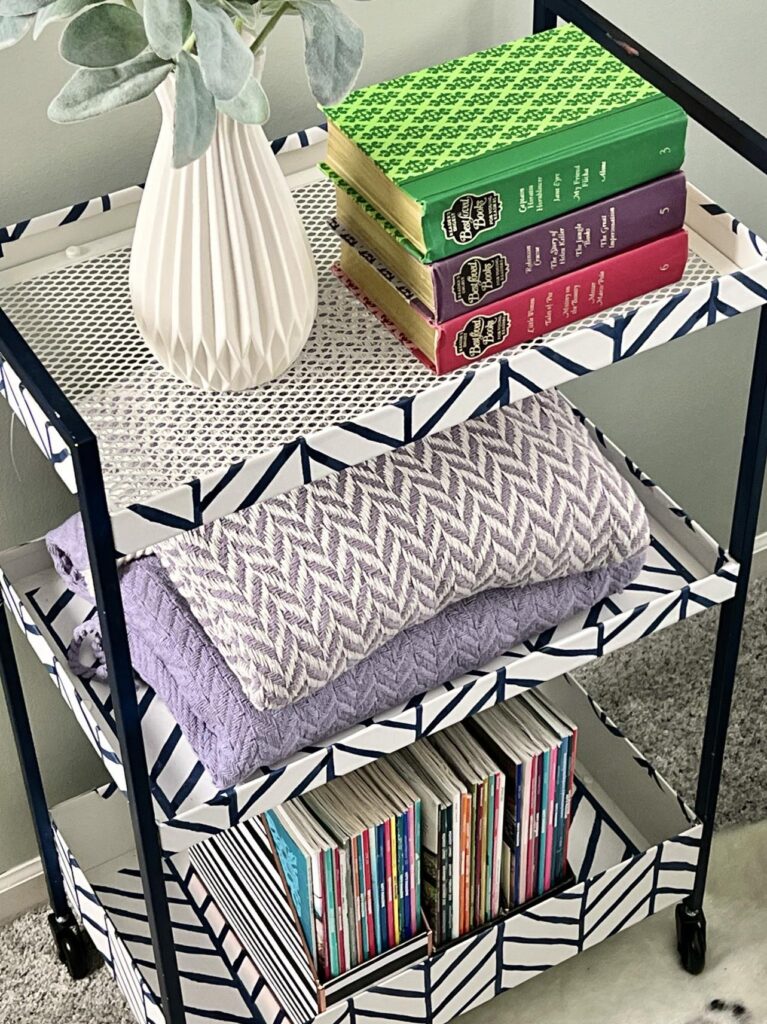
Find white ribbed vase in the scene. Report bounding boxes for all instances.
[129,78,317,392]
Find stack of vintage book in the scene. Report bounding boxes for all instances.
[323,24,690,373]
[264,689,578,978]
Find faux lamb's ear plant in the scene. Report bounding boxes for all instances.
[0,0,368,167]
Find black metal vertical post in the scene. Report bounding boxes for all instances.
[689,305,767,909]
[532,0,557,33]
[0,600,70,920]
[71,438,185,1024]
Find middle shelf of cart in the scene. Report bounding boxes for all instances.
[0,408,737,851]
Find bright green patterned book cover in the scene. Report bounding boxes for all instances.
[324,25,687,260]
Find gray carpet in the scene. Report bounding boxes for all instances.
[2,577,767,1023]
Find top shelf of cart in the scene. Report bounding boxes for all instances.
[1,130,766,557]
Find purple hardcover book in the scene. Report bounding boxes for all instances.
[333,172,687,323]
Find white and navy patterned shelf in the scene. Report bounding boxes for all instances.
[51,674,701,1024]
[0,135,766,557]
[0,408,736,853]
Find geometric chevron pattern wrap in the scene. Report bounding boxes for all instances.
[156,389,649,712]
[52,762,700,1024]
[178,676,702,1024]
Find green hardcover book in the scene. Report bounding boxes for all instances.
[323,25,687,262]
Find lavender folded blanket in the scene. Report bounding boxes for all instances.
[47,515,644,790]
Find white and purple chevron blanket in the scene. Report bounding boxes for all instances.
[154,389,649,712]
[47,390,650,787]
[48,516,643,788]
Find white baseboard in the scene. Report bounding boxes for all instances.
[0,857,46,926]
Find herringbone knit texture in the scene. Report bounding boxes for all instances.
[157,391,650,712]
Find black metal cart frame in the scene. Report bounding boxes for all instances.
[2,2,766,1020]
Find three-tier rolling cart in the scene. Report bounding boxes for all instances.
[2,2,767,1022]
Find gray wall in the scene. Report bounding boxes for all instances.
[1,1,765,874]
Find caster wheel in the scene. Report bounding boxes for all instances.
[48,913,91,981]
[676,902,707,975]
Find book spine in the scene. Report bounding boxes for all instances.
[368,827,381,956]
[412,801,422,936]
[429,172,686,321]
[420,101,687,260]
[551,739,564,883]
[363,829,377,957]
[485,775,494,924]
[347,838,359,966]
[444,804,454,942]
[335,849,348,974]
[462,794,472,934]
[384,819,395,951]
[311,850,327,980]
[563,727,579,870]
[375,824,386,951]
[492,771,504,918]
[528,753,540,905]
[354,836,366,962]
[513,764,523,907]
[434,229,689,373]
[401,808,411,940]
[474,782,484,929]
[544,748,557,893]
[537,750,549,899]
[324,849,339,979]
[396,812,405,945]
[519,764,530,906]
[438,806,448,943]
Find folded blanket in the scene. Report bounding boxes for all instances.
[48,512,645,788]
[153,390,650,712]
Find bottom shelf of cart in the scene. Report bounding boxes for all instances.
[50,674,702,1024]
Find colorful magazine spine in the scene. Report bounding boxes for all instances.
[411,801,421,937]
[323,849,339,979]
[348,835,360,962]
[396,809,406,942]
[491,770,504,918]
[563,727,579,870]
[461,793,471,933]
[384,818,396,950]
[438,806,449,943]
[334,849,348,973]
[544,746,558,893]
[362,829,377,956]
[552,737,568,882]
[311,848,327,980]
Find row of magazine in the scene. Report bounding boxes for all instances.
[265,689,578,982]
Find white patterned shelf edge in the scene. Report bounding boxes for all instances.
[50,675,701,1024]
[0,173,766,557]
[0,405,737,850]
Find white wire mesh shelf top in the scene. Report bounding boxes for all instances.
[0,177,721,515]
